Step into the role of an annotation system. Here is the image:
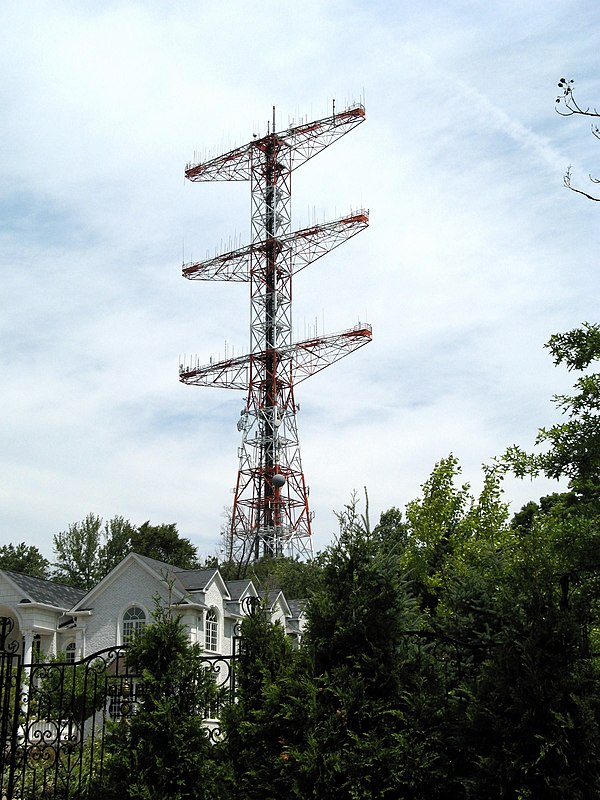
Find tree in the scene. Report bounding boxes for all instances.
[219,602,313,799]
[399,458,512,795]
[52,513,106,590]
[52,515,199,589]
[52,514,137,590]
[219,554,323,600]
[502,322,600,495]
[130,521,199,569]
[302,497,451,799]
[0,542,50,578]
[556,78,600,201]
[99,599,225,800]
[456,493,600,798]
[99,515,136,575]
[494,323,600,796]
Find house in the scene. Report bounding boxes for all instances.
[0,552,306,663]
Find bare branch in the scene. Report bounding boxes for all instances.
[556,78,600,118]
[558,83,600,202]
[564,166,600,201]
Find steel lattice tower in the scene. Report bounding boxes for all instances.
[180,102,371,563]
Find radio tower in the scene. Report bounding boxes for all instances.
[180,101,371,564]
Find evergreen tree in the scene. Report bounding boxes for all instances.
[219,601,313,799]
[99,600,225,800]
[303,498,450,799]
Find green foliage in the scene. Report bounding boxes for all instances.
[220,606,313,799]
[388,451,600,797]
[402,456,509,620]
[464,504,600,798]
[502,322,600,493]
[372,505,407,548]
[52,513,106,589]
[0,542,50,578]
[219,554,323,599]
[490,323,600,794]
[303,498,453,799]
[52,514,136,589]
[51,515,199,588]
[100,515,137,574]
[99,600,225,800]
[24,324,600,796]
[31,652,107,723]
[131,521,200,569]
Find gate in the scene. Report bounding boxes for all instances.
[0,618,235,799]
[0,617,22,798]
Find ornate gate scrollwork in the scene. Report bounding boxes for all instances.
[0,617,237,799]
[0,616,24,799]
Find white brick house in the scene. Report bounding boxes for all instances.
[0,552,305,663]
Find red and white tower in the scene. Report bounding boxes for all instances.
[180,102,371,563]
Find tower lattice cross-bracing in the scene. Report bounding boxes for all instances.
[180,102,371,563]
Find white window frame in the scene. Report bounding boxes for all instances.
[65,641,76,663]
[205,608,218,652]
[122,606,147,644]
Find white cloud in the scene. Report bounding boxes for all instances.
[1,1,599,560]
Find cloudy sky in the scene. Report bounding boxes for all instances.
[1,1,599,560]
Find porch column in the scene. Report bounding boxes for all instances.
[22,627,34,665]
[75,624,86,659]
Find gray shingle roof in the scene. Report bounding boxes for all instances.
[225,580,254,600]
[132,555,218,594]
[134,554,177,575]
[288,599,307,618]
[3,570,86,609]
[176,569,219,592]
[258,587,284,609]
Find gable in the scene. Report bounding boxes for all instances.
[71,553,185,612]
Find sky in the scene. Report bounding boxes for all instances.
[1,0,599,561]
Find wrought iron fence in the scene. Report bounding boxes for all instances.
[0,617,235,800]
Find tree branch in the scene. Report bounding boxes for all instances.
[564,166,600,202]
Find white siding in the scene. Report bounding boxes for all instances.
[80,560,172,654]
[0,577,24,606]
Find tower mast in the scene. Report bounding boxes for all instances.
[181,102,371,562]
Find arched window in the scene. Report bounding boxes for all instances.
[65,642,76,663]
[205,609,218,652]
[122,606,147,643]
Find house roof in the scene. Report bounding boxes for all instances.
[175,569,220,592]
[258,586,281,603]
[225,580,255,601]
[258,587,291,617]
[134,554,180,577]
[70,552,185,612]
[131,556,219,593]
[288,599,307,619]
[2,570,86,610]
